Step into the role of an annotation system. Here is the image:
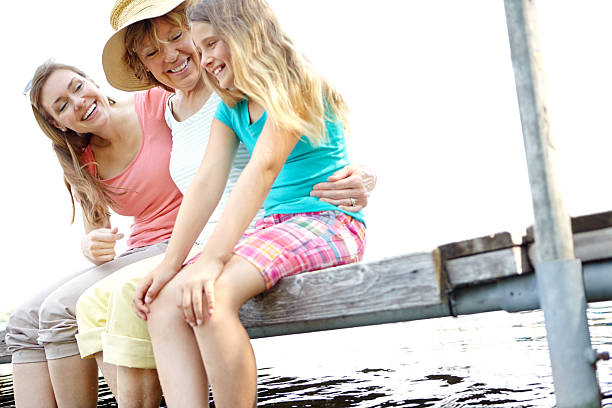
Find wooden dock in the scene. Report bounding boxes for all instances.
[2,210,611,365]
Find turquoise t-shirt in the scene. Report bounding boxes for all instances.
[215,99,364,225]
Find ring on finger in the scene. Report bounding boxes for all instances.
[350,197,356,207]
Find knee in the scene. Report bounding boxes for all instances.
[210,274,244,316]
[38,294,73,331]
[113,276,139,305]
[6,301,36,333]
[148,279,183,325]
[5,302,39,349]
[75,285,101,328]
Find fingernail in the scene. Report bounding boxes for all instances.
[197,319,203,326]
[145,296,151,304]
[189,322,195,327]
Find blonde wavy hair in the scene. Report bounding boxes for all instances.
[189,0,349,144]
[123,2,191,92]
[28,61,116,227]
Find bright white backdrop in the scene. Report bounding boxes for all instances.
[1,1,611,313]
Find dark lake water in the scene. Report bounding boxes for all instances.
[1,301,611,407]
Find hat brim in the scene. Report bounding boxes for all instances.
[102,0,186,92]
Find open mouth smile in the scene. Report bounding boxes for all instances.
[169,58,189,73]
[82,102,97,121]
[212,63,225,78]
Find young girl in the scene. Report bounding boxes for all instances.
[133,0,366,406]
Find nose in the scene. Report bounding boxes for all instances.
[72,95,86,110]
[201,54,213,71]
[162,43,179,62]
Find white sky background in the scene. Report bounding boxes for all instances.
[1,1,612,312]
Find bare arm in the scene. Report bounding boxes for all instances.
[198,120,299,264]
[133,118,238,317]
[161,118,239,269]
[176,117,299,324]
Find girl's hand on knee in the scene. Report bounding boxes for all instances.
[178,259,224,326]
[133,262,180,319]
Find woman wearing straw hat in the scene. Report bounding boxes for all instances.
[70,0,376,406]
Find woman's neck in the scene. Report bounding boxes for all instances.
[172,80,212,122]
[89,98,131,147]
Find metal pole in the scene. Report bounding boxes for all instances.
[503,1,601,406]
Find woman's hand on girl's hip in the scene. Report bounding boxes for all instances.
[310,164,377,212]
[81,227,124,265]
[132,261,180,320]
[178,258,224,327]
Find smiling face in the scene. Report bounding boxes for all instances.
[192,21,234,90]
[135,17,201,92]
[40,69,111,133]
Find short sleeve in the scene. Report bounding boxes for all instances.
[214,100,233,129]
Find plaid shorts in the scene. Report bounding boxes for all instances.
[187,211,366,289]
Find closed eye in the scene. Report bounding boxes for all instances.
[145,49,158,57]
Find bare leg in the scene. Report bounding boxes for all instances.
[116,367,163,408]
[193,256,265,408]
[94,352,118,399]
[47,355,98,408]
[150,257,264,408]
[13,362,57,408]
[148,265,210,407]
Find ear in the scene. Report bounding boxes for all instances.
[51,120,67,132]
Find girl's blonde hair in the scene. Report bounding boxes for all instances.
[123,2,191,92]
[189,0,349,144]
[29,61,116,227]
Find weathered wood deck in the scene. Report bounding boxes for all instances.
[2,210,611,366]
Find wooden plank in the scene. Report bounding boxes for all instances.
[0,222,607,363]
[240,252,441,329]
[525,210,612,242]
[446,246,530,287]
[1,253,442,362]
[0,330,8,364]
[438,232,523,259]
[571,211,612,234]
[529,227,612,264]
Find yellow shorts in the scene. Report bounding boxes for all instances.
[75,244,202,369]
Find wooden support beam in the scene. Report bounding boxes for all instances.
[437,231,530,288]
[446,246,530,287]
[438,232,523,259]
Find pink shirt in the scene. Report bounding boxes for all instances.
[81,88,182,249]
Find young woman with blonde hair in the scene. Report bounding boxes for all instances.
[132,0,367,406]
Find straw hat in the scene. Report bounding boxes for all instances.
[102,0,186,91]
